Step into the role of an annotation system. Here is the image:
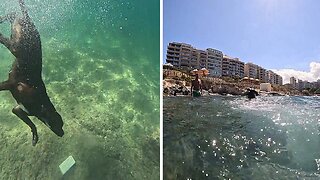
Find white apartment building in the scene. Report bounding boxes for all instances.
[206,48,222,77]
[166,42,196,69]
[166,42,282,82]
[290,77,297,89]
[244,63,267,83]
[222,55,244,78]
[166,42,223,77]
[267,70,283,85]
[244,63,259,79]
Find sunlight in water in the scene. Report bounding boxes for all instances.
[0,0,159,179]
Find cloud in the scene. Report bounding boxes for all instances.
[272,62,320,84]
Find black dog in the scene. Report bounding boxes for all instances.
[0,0,64,146]
[244,89,259,100]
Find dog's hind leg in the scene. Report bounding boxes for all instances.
[12,106,39,146]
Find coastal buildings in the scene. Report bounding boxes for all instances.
[166,42,196,68]
[165,42,283,85]
[290,77,297,89]
[275,73,283,85]
[222,55,244,78]
[267,70,283,85]
[258,66,267,83]
[267,70,275,84]
[288,77,320,90]
[244,63,258,79]
[166,42,223,77]
[207,48,223,77]
[298,80,315,90]
[244,63,268,83]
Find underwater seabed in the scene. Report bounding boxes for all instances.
[0,35,159,179]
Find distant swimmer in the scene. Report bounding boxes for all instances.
[245,88,258,100]
[191,74,202,97]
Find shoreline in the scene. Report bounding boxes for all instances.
[163,78,288,97]
[163,69,318,97]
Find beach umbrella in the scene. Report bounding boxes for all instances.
[163,63,174,70]
[200,68,209,76]
[164,63,173,67]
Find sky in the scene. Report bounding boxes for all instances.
[163,0,320,83]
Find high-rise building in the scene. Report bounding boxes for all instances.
[297,79,303,90]
[244,63,259,79]
[166,42,182,67]
[290,77,297,89]
[179,43,195,69]
[166,42,196,68]
[290,77,296,84]
[166,42,282,82]
[275,73,283,85]
[222,55,244,78]
[198,50,207,69]
[257,66,267,83]
[266,70,282,85]
[165,42,223,77]
[267,70,275,84]
[244,63,268,82]
[206,48,222,77]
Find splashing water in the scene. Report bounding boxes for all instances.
[164,96,320,179]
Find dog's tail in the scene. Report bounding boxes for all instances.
[18,0,29,19]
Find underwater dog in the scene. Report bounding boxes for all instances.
[0,0,64,146]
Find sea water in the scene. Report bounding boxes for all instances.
[0,0,159,179]
[164,96,320,179]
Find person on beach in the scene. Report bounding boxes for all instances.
[191,74,202,97]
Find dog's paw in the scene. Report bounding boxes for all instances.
[32,133,38,146]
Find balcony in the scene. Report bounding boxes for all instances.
[181,48,191,52]
[169,43,182,48]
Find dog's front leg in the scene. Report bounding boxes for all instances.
[0,80,11,91]
[0,33,12,50]
[12,106,39,146]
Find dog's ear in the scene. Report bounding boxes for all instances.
[19,0,29,19]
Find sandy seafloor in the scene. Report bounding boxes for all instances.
[0,0,159,179]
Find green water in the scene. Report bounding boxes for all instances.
[0,0,159,179]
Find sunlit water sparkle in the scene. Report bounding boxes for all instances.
[164,96,320,179]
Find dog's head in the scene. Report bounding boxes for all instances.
[38,105,64,137]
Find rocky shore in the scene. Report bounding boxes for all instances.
[163,77,299,97]
[163,68,320,97]
[163,78,246,96]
